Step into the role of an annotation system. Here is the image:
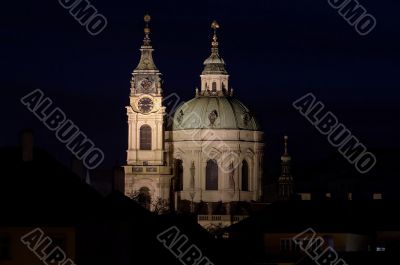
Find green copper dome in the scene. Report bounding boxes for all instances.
[170,21,260,132]
[171,96,261,131]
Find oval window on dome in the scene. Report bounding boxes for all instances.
[208,110,218,126]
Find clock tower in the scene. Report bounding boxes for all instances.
[124,15,172,209]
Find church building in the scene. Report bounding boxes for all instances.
[123,15,264,227]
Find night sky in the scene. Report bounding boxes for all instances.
[1,0,399,182]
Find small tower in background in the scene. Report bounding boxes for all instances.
[278,135,294,200]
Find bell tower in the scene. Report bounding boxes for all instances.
[124,15,172,209]
[127,14,165,166]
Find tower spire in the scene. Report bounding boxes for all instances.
[133,14,158,72]
[202,20,227,75]
[211,20,220,54]
[284,135,289,156]
[281,135,291,173]
[131,14,161,95]
[278,135,294,200]
[200,20,229,97]
[143,14,151,46]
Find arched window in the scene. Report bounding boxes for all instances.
[241,160,249,191]
[175,159,183,191]
[138,187,151,210]
[222,82,227,94]
[140,125,152,150]
[212,82,217,92]
[206,160,218,190]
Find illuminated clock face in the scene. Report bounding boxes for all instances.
[141,79,152,93]
[138,97,154,113]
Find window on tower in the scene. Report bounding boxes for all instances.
[242,160,249,191]
[206,160,218,190]
[140,125,152,150]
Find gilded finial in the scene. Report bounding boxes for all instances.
[211,20,220,30]
[143,14,151,46]
[211,20,220,51]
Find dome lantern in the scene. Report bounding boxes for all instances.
[200,20,231,97]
